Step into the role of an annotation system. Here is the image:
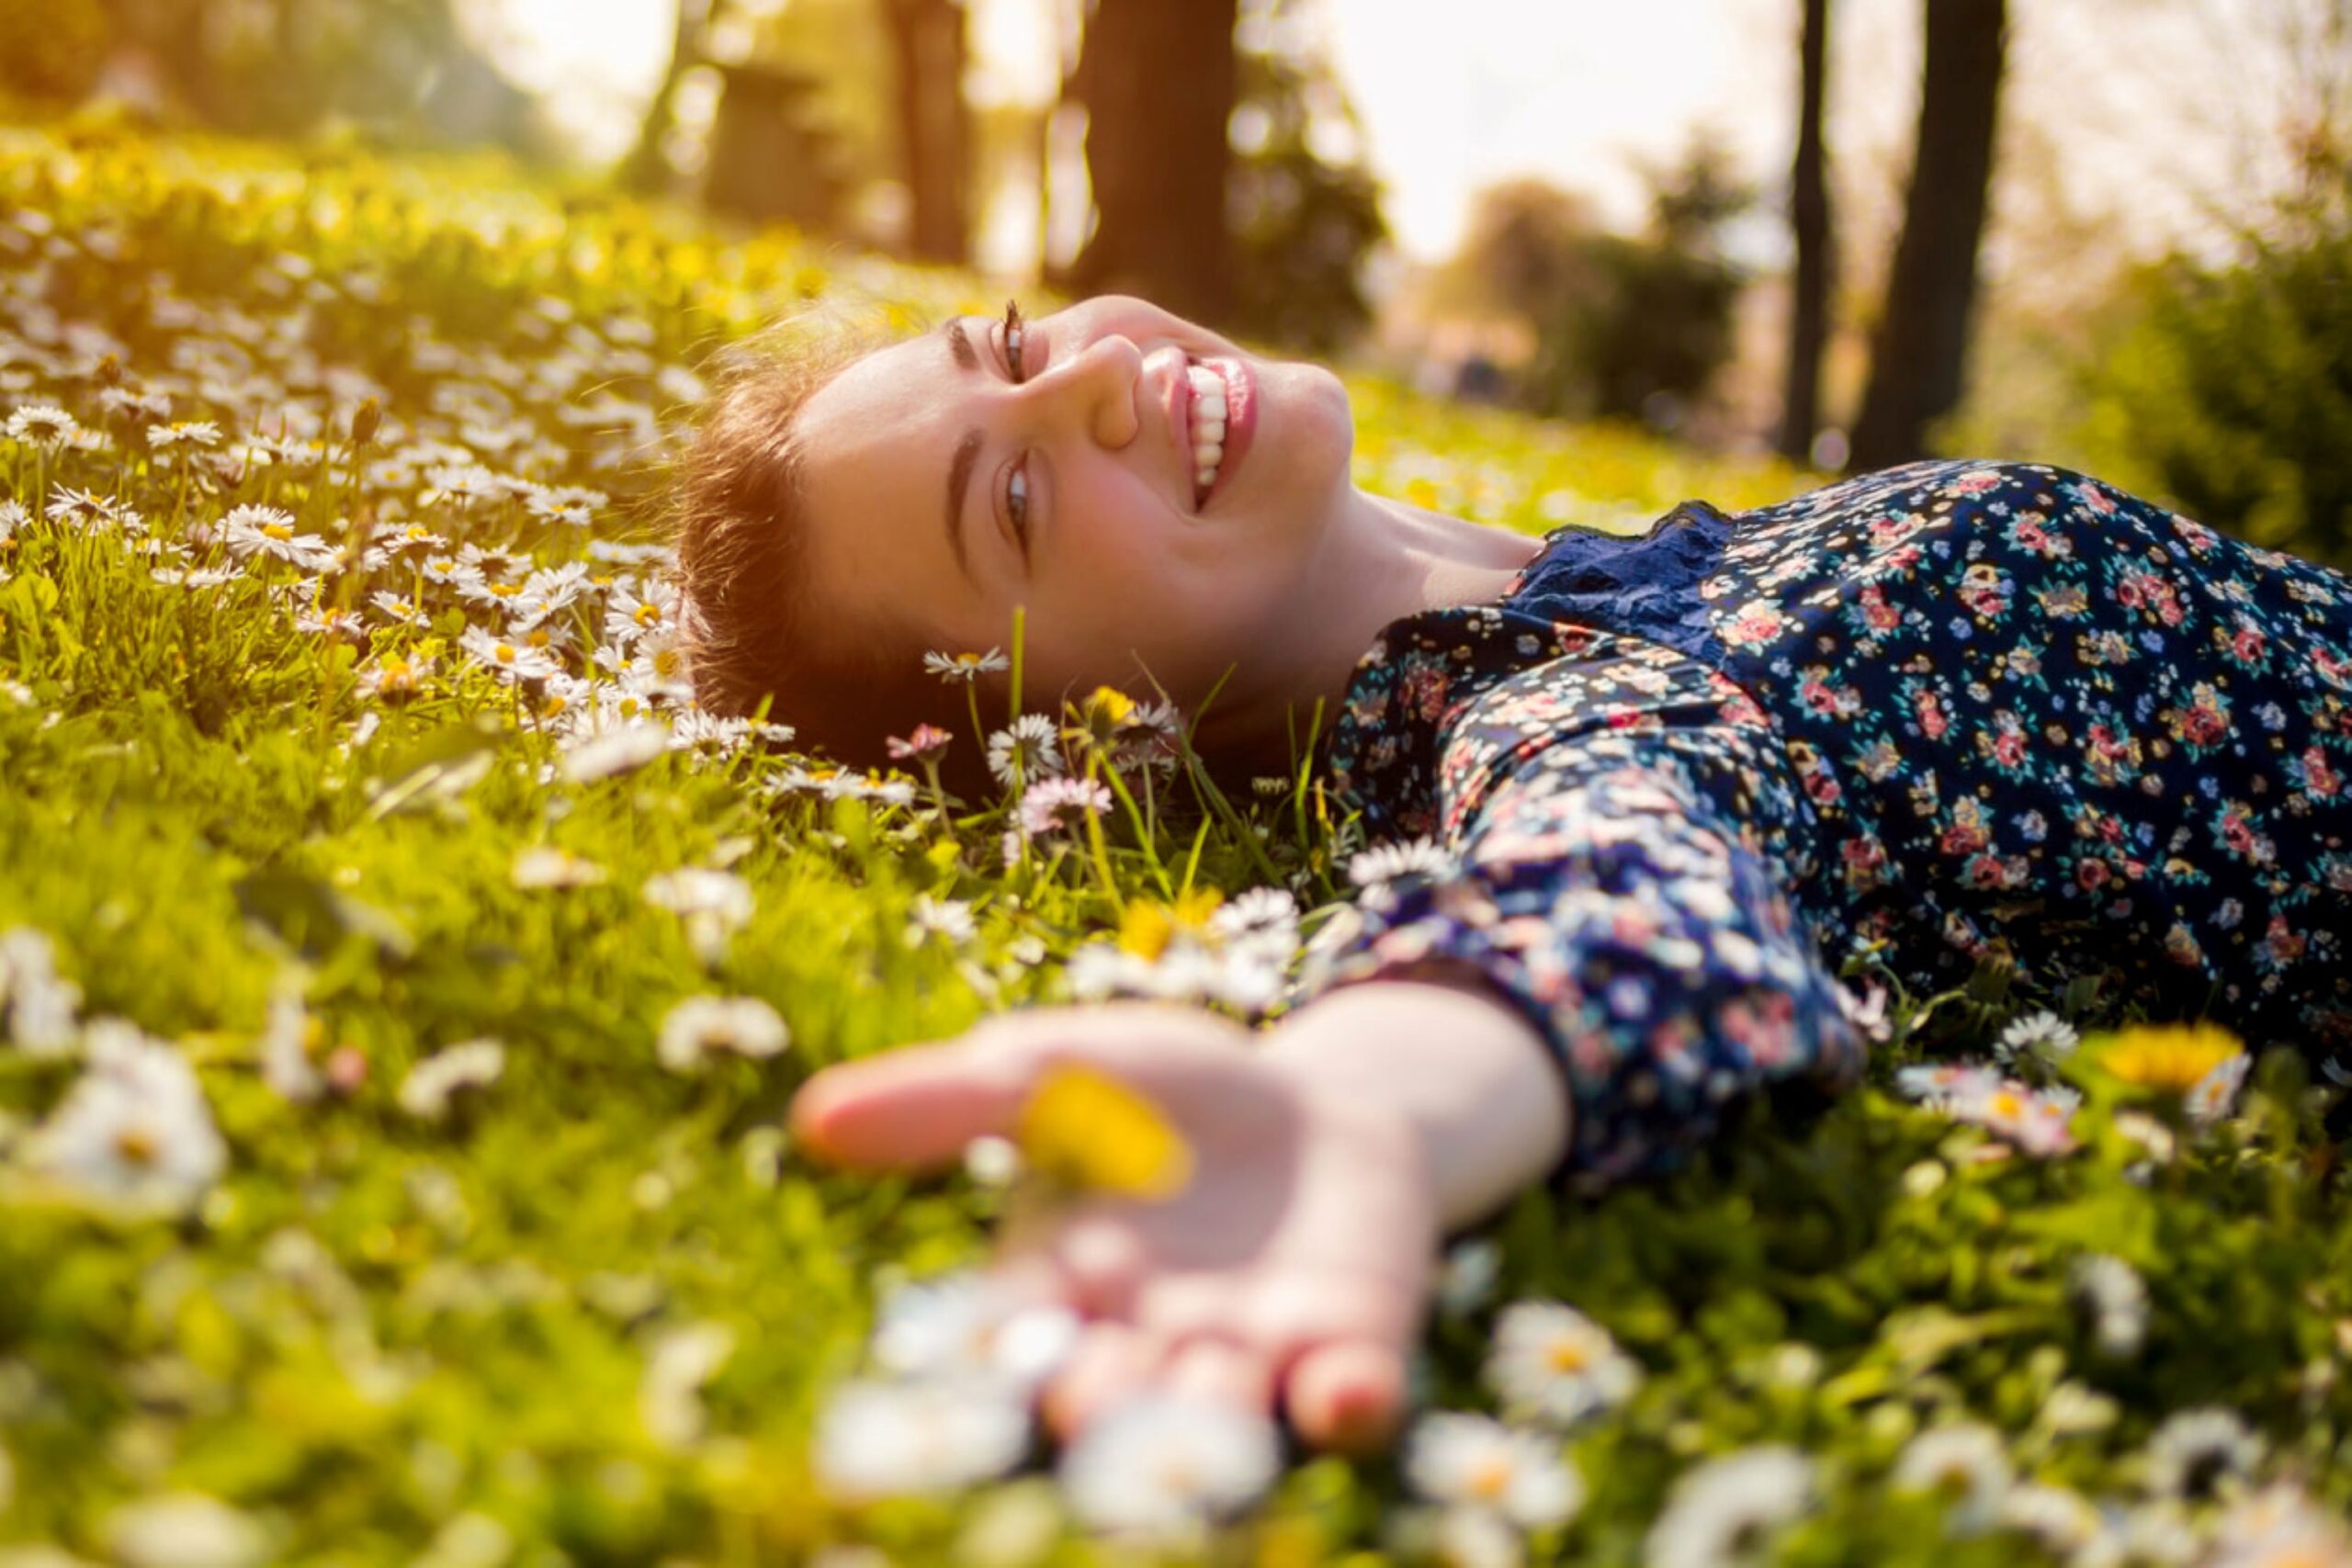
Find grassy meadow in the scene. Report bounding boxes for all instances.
[0,119,2346,1567]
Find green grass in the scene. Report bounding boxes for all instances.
[0,116,2346,1567]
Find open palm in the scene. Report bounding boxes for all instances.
[788,1002,1442,1453]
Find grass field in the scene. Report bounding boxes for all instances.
[0,118,2346,1567]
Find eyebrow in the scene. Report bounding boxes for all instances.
[943,318,982,588]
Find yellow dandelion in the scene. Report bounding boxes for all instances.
[2094,1022,2245,1093]
[1015,1063,1193,1201]
[1117,887,1225,961]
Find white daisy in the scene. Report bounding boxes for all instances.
[2067,1254,2149,1359]
[2186,1052,2251,1127]
[905,893,978,949]
[1483,1300,1643,1429]
[560,722,672,784]
[104,1491,267,1568]
[220,503,334,570]
[1348,836,1456,888]
[357,652,432,703]
[511,847,608,889]
[1891,1423,2012,1535]
[6,403,79,447]
[1057,1393,1282,1540]
[258,985,324,1103]
[396,1039,506,1122]
[987,713,1066,786]
[1995,1010,2080,1069]
[603,576,678,649]
[1403,1411,1585,1531]
[25,1020,227,1213]
[458,625,561,683]
[869,1269,1080,1393]
[2,925,83,1055]
[655,996,790,1073]
[1015,775,1113,840]
[923,647,1009,683]
[1996,1484,2109,1561]
[642,868,755,964]
[1643,1446,1815,1568]
[145,420,221,451]
[1385,1504,1526,1568]
[639,1321,734,1450]
[2143,1407,2263,1500]
[814,1376,1031,1502]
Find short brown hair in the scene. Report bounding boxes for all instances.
[669,305,985,787]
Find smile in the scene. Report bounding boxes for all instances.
[1183,356,1255,511]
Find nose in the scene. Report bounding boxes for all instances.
[1023,332,1142,449]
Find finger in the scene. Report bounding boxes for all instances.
[1281,1338,1409,1456]
[1054,1211,1148,1320]
[1160,1336,1275,1416]
[788,1038,1036,1169]
[1040,1322,1164,1443]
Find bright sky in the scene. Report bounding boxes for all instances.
[462,0,2311,273]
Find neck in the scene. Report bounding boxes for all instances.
[1195,487,1544,780]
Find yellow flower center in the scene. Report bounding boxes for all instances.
[1547,1340,1591,1373]
[494,644,517,664]
[635,603,661,626]
[114,1125,160,1167]
[1467,1459,1513,1501]
[262,523,293,541]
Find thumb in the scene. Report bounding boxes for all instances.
[788,1036,1040,1169]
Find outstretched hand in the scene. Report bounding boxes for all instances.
[786,1001,1442,1454]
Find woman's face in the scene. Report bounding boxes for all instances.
[791,294,1354,715]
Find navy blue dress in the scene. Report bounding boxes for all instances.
[1287,460,2352,1191]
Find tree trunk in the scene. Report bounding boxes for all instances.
[1849,0,2007,470]
[620,0,713,197]
[1778,0,1834,464]
[884,0,971,264]
[1062,0,1239,323]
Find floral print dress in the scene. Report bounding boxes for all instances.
[1289,459,2352,1192]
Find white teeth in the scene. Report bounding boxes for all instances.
[1186,363,1232,502]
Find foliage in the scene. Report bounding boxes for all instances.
[2074,180,2352,570]
[1439,136,1757,434]
[1224,0,1393,356]
[0,0,111,104]
[0,117,2345,1567]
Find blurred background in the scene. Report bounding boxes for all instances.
[5,0,2349,563]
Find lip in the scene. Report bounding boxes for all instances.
[1181,355,1253,513]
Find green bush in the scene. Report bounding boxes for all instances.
[2077,192,2352,568]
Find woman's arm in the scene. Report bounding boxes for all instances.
[1293,711,1867,1191]
[1260,967,1569,1233]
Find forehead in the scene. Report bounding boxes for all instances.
[793,328,964,609]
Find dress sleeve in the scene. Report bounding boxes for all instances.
[1292,707,1867,1193]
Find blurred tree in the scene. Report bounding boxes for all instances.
[1222,0,1389,354]
[1448,141,1752,431]
[881,0,970,264]
[2071,9,2352,566]
[1424,178,1600,328]
[620,0,714,197]
[51,0,547,153]
[1849,0,2007,470]
[1532,136,1755,430]
[0,0,111,103]
[1056,0,1239,323]
[1778,0,1835,463]
[2080,214,2352,567]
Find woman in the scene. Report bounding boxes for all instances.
[673,294,2352,1458]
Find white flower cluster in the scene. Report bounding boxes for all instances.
[1064,886,1302,1014]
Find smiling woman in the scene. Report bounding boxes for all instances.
[670,292,1521,797]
